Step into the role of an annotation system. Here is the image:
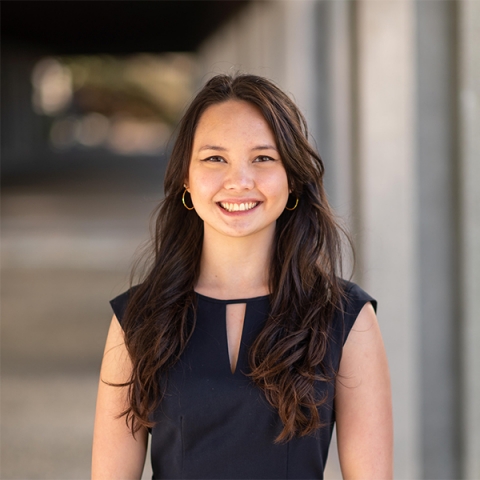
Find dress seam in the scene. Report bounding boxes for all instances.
[180,415,185,477]
[286,439,290,478]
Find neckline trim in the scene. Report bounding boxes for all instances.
[194,291,270,304]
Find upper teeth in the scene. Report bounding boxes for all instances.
[220,202,258,212]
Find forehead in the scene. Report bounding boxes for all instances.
[192,100,276,146]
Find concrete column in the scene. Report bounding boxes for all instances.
[310,0,355,276]
[312,0,331,170]
[416,2,460,478]
[282,0,319,141]
[323,0,354,223]
[458,1,480,478]
[197,2,286,85]
[329,0,353,220]
[355,2,420,478]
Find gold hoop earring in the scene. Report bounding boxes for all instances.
[182,188,195,210]
[285,196,299,211]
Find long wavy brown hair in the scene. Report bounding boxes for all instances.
[118,74,349,443]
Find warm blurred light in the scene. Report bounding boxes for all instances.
[107,116,170,155]
[31,58,73,115]
[50,114,168,154]
[123,53,196,121]
[33,53,197,155]
[76,113,110,147]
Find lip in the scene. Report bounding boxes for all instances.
[217,198,262,203]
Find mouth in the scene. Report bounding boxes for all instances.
[218,201,259,213]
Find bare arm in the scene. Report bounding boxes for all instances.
[92,316,148,479]
[335,303,393,480]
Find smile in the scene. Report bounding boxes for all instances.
[219,202,259,212]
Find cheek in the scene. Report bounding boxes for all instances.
[189,170,222,206]
[263,171,289,200]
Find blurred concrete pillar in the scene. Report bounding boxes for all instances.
[458,1,480,478]
[317,0,354,224]
[416,2,461,478]
[197,1,285,83]
[312,0,355,279]
[327,1,353,221]
[282,0,318,142]
[354,1,420,478]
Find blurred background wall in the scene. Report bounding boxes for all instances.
[1,1,479,479]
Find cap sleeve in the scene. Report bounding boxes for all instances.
[110,286,139,327]
[341,281,377,345]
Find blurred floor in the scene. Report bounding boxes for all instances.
[1,162,341,479]
[1,163,162,479]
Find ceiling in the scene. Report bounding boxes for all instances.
[1,1,249,54]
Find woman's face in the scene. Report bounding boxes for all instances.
[187,100,289,241]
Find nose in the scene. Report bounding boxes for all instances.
[223,161,254,190]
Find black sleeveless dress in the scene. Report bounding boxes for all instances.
[110,281,376,479]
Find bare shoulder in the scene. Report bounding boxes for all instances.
[335,303,393,479]
[342,302,382,370]
[100,315,131,384]
[92,315,148,479]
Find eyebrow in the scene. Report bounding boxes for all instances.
[198,144,278,152]
[198,145,227,152]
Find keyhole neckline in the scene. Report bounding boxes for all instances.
[194,291,269,304]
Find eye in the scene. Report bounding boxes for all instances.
[202,156,226,163]
[254,155,275,163]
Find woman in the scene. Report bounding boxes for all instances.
[92,74,392,479]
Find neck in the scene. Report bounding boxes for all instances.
[195,227,275,299]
